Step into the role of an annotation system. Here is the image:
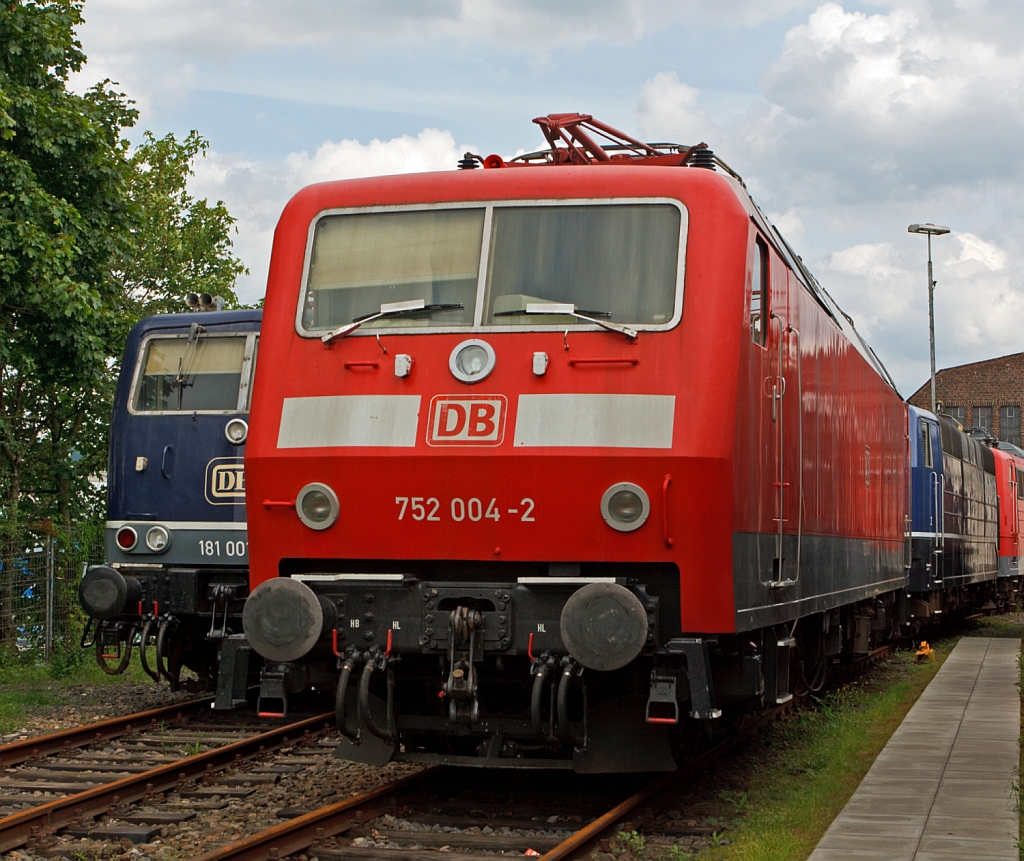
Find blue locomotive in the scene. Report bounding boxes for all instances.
[907,405,1000,625]
[78,305,261,705]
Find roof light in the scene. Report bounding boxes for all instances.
[450,339,496,383]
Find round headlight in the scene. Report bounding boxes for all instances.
[609,491,643,522]
[145,525,171,553]
[116,526,138,551]
[296,482,340,530]
[600,483,650,532]
[225,418,248,445]
[450,339,496,384]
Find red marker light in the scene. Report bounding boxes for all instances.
[116,527,138,551]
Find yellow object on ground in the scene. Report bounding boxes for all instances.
[915,640,934,661]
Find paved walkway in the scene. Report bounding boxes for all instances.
[808,637,1020,860]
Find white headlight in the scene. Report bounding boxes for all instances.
[225,418,248,445]
[296,482,340,530]
[450,339,496,383]
[145,525,171,552]
[600,483,650,532]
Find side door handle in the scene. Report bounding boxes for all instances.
[161,445,174,480]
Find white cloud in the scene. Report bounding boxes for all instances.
[635,72,720,145]
[766,209,805,247]
[69,0,822,121]
[70,0,1024,397]
[955,233,1005,271]
[760,1,1024,192]
[816,233,1023,394]
[189,129,465,303]
[77,0,816,59]
[630,1,1024,394]
[283,129,464,185]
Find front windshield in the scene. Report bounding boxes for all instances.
[301,208,484,331]
[297,201,682,335]
[484,204,679,325]
[133,336,247,412]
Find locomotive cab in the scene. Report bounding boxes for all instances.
[80,309,261,696]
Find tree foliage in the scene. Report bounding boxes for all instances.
[113,130,245,325]
[0,1,246,526]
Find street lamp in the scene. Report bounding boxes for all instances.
[908,223,950,415]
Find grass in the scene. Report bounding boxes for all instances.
[968,611,1024,640]
[690,640,955,861]
[0,642,163,735]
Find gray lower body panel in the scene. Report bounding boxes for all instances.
[733,532,906,631]
[909,536,997,592]
[105,523,248,567]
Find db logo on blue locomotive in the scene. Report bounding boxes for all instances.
[205,458,245,505]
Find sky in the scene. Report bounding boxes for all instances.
[68,0,1024,397]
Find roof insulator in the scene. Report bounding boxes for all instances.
[688,148,716,170]
[458,152,481,170]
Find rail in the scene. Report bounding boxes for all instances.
[0,712,333,853]
[0,698,210,767]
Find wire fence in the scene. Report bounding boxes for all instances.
[0,523,103,666]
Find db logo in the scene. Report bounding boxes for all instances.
[427,395,507,446]
[205,457,246,504]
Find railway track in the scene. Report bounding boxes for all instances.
[187,714,785,861]
[0,703,338,855]
[0,644,903,860]
[0,697,214,768]
[0,704,754,861]
[182,767,684,861]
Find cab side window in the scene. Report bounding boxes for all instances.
[750,237,769,346]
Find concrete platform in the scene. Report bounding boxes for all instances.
[808,637,1020,860]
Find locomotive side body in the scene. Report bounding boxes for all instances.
[732,226,908,634]
[908,405,942,595]
[242,152,909,769]
[79,310,260,692]
[991,445,1024,595]
[907,407,999,623]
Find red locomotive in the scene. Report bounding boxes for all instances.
[991,443,1024,591]
[240,115,912,771]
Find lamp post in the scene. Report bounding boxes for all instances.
[908,223,950,415]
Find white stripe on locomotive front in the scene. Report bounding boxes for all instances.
[278,395,421,448]
[513,393,675,448]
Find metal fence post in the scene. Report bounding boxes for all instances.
[45,536,55,662]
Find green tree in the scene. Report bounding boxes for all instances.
[0,1,246,528]
[0,0,136,526]
[111,129,246,326]
[0,1,247,653]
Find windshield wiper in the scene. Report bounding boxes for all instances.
[321,299,464,345]
[494,307,612,319]
[494,303,637,340]
[174,322,205,409]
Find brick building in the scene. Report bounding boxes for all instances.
[907,352,1024,445]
